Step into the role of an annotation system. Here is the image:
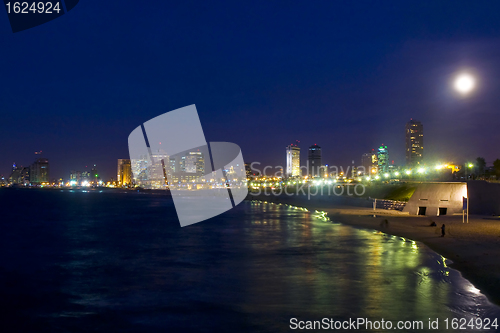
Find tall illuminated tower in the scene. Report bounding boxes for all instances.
[377,145,389,173]
[117,159,132,186]
[405,119,424,166]
[286,144,301,177]
[30,158,49,184]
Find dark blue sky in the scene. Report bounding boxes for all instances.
[2,1,500,179]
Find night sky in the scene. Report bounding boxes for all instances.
[2,1,500,180]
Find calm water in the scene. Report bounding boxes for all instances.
[1,189,499,332]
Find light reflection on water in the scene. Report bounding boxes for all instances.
[238,201,500,332]
[0,190,499,333]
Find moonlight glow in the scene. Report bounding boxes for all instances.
[454,74,475,94]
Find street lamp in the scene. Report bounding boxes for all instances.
[465,163,474,180]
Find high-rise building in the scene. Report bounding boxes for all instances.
[149,150,168,189]
[21,167,30,185]
[8,165,29,185]
[351,161,357,179]
[83,171,91,182]
[90,165,99,185]
[244,163,260,178]
[70,170,82,185]
[308,144,323,177]
[183,151,204,174]
[361,150,378,175]
[30,158,49,184]
[377,145,389,173]
[168,157,176,173]
[131,154,150,187]
[117,159,132,186]
[286,144,301,177]
[405,119,424,166]
[167,150,206,186]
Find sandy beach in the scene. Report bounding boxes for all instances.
[248,194,500,306]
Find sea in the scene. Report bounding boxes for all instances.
[0,189,499,332]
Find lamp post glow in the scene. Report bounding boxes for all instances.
[465,163,474,180]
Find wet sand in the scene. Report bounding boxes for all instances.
[248,195,500,306]
[328,209,500,305]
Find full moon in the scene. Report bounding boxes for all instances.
[454,73,475,94]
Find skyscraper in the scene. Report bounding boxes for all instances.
[285,144,301,177]
[30,158,49,184]
[361,150,378,175]
[70,170,82,185]
[308,144,322,177]
[149,150,169,189]
[8,165,29,185]
[131,154,150,187]
[91,165,99,186]
[169,150,206,185]
[405,119,424,166]
[183,151,204,174]
[377,145,389,173]
[117,159,132,186]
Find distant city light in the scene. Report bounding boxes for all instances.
[418,168,425,174]
[405,170,411,175]
[384,173,389,178]
[394,172,400,176]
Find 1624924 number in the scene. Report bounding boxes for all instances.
[5,2,61,14]
[444,317,498,330]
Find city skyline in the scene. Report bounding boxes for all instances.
[3,111,497,181]
[3,116,496,183]
[2,2,500,180]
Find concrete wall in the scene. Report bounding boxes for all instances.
[404,181,500,216]
[403,182,467,216]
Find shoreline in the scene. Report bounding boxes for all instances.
[247,194,500,307]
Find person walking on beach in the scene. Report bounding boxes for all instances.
[441,224,446,237]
